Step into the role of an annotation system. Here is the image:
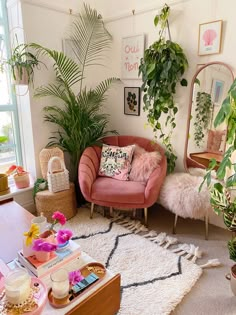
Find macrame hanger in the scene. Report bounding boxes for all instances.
[167,19,172,41]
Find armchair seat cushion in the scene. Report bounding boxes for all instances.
[91,177,146,204]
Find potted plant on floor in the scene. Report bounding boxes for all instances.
[139,4,188,173]
[200,78,236,293]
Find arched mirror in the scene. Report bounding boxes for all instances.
[184,62,234,173]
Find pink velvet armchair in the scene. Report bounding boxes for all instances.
[78,135,167,225]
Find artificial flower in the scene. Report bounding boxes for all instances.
[49,211,66,230]
[6,164,26,176]
[32,239,58,252]
[56,229,73,244]
[69,270,84,286]
[23,223,40,246]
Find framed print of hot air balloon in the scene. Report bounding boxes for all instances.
[198,20,223,55]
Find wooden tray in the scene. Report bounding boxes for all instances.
[48,262,106,309]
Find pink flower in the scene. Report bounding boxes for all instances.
[56,229,73,244]
[32,239,58,252]
[52,211,66,226]
[69,270,84,286]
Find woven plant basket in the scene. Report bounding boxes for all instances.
[39,147,64,179]
[35,182,77,221]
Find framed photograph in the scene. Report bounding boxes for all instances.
[121,34,145,79]
[211,79,225,106]
[198,20,223,56]
[124,87,140,116]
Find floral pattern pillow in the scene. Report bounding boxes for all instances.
[98,144,135,180]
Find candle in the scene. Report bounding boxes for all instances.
[5,269,31,304]
[50,268,69,299]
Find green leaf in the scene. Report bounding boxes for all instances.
[180,78,188,86]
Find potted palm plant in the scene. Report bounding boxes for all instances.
[29,4,118,202]
[30,5,118,178]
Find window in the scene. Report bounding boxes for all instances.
[0,0,22,173]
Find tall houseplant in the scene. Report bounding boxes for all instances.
[200,78,236,261]
[31,4,118,182]
[139,4,188,173]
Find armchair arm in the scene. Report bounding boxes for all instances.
[78,146,101,201]
[144,155,167,206]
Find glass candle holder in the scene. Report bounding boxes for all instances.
[5,269,31,304]
[50,268,69,300]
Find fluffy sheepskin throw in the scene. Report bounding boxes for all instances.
[129,145,162,182]
[158,172,212,219]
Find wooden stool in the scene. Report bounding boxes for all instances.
[35,182,77,222]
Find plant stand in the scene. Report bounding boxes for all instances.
[35,182,77,222]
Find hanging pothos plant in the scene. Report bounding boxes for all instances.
[193,91,213,147]
[139,4,188,173]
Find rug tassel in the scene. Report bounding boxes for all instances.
[134,223,149,234]
[199,259,221,269]
[185,244,196,259]
[110,214,124,222]
[143,230,158,238]
[191,246,203,263]
[163,236,178,249]
[150,232,167,245]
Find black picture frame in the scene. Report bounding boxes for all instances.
[124,87,140,116]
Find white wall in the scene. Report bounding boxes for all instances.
[9,0,236,228]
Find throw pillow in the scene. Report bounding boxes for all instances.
[98,144,135,181]
[129,145,162,182]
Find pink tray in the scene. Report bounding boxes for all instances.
[0,277,48,315]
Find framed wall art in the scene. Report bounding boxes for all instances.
[198,20,223,56]
[124,87,140,116]
[121,34,145,79]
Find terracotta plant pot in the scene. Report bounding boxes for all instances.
[226,264,236,295]
[14,172,30,189]
[0,174,9,195]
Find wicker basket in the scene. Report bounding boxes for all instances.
[35,182,77,221]
[39,147,64,179]
[47,156,70,193]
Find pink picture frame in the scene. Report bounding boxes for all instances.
[198,20,223,56]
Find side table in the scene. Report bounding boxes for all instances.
[42,252,121,315]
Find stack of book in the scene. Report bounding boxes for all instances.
[17,240,81,278]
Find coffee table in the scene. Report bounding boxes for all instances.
[0,201,121,315]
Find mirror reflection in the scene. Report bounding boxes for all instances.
[184,62,234,172]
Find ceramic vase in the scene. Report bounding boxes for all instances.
[22,240,35,258]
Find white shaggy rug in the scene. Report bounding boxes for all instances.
[65,208,202,315]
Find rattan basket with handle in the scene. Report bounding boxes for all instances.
[47,156,70,193]
[39,147,64,179]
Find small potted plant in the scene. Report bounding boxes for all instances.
[6,43,42,85]
[6,164,30,189]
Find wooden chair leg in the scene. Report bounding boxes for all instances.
[90,203,94,219]
[144,208,148,226]
[205,212,209,240]
[132,209,136,219]
[173,214,178,234]
[110,206,113,217]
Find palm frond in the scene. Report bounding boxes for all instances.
[30,43,82,88]
[69,3,112,90]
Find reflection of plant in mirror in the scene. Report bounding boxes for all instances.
[194,91,213,147]
[200,78,236,261]
[139,4,188,173]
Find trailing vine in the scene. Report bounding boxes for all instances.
[193,91,213,147]
[139,4,188,173]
